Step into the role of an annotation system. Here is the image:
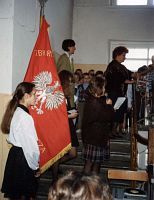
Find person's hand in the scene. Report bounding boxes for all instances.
[35,168,41,177]
[68,111,78,119]
[106,98,112,105]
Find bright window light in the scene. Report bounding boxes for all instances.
[117,0,147,6]
[149,49,154,58]
[124,60,147,72]
[126,48,148,59]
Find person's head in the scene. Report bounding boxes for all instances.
[83,72,90,84]
[112,46,128,63]
[62,39,76,55]
[1,82,35,134]
[137,65,148,73]
[88,69,95,76]
[58,70,74,97]
[137,65,148,80]
[88,69,95,80]
[95,70,104,78]
[75,69,83,77]
[74,72,80,85]
[89,76,105,97]
[48,171,112,200]
[16,82,36,107]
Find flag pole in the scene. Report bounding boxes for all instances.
[37,0,48,28]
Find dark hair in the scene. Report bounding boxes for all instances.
[112,46,128,59]
[1,82,35,134]
[58,70,73,86]
[83,72,89,77]
[95,70,104,78]
[89,76,105,96]
[74,69,83,78]
[48,171,112,200]
[74,72,81,81]
[62,39,76,51]
[88,69,95,75]
[137,65,148,73]
[75,69,82,74]
[58,70,73,97]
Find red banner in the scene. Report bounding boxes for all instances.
[24,16,71,173]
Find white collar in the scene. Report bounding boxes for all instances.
[64,51,73,62]
[64,51,70,57]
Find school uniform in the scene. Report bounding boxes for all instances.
[1,104,40,199]
[82,94,114,163]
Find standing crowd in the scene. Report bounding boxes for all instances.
[1,38,154,200]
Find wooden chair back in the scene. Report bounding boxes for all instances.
[108,169,148,182]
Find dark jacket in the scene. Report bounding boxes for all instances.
[105,60,132,97]
[82,94,114,146]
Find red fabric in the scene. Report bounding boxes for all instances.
[24,17,71,172]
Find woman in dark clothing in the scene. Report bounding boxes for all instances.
[82,77,114,174]
[105,46,135,136]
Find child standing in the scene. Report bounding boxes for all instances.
[82,77,114,174]
[76,72,90,132]
[1,82,40,200]
[51,70,79,182]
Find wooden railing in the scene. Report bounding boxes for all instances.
[148,128,154,200]
[130,83,138,170]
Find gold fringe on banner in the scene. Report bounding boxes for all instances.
[40,143,72,173]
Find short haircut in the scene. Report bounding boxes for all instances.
[83,72,89,77]
[95,70,104,77]
[62,39,76,51]
[137,65,148,73]
[112,46,128,59]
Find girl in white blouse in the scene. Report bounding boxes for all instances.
[1,82,40,200]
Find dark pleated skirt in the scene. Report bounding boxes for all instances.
[83,142,110,163]
[1,146,38,199]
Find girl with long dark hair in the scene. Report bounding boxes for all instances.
[1,82,40,200]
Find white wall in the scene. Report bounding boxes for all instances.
[73,1,154,65]
[0,0,73,93]
[45,0,74,54]
[12,0,73,91]
[0,0,14,94]
[12,0,40,91]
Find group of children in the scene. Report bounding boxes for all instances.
[0,68,114,199]
[3,42,154,199]
[0,37,114,200]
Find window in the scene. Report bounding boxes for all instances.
[110,41,154,72]
[117,0,147,5]
[115,0,154,6]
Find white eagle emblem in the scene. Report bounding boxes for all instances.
[32,71,64,114]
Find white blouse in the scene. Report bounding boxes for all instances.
[8,107,40,170]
